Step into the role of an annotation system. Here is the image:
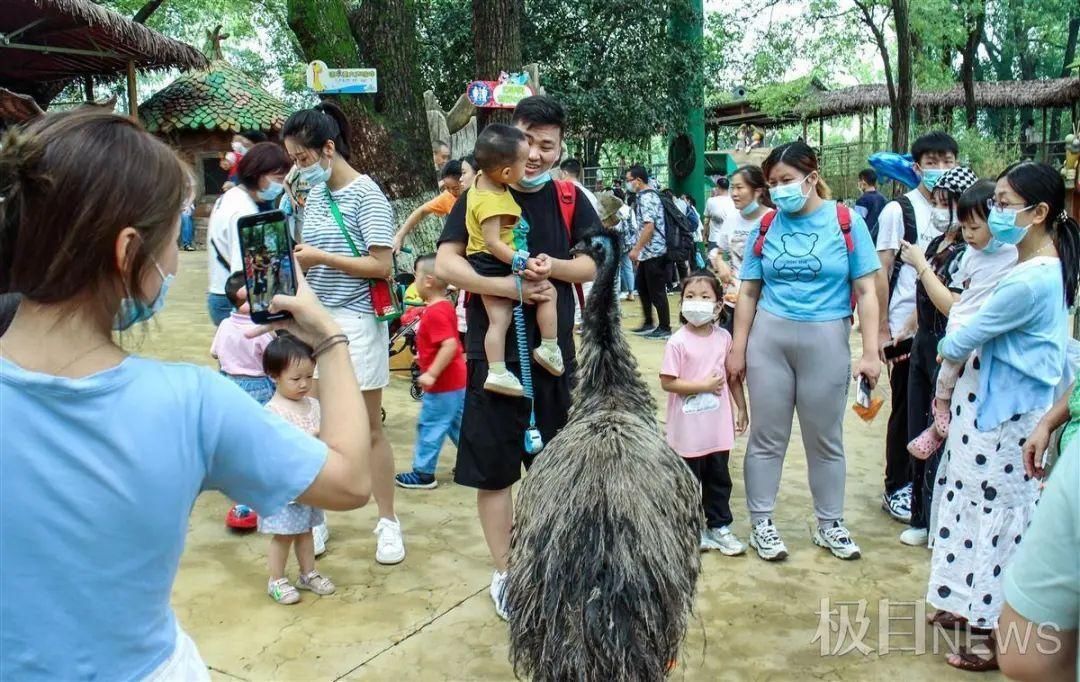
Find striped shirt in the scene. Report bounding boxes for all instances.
[301,176,395,314]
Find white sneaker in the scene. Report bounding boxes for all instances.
[813,520,862,560]
[881,484,913,524]
[374,517,405,565]
[700,526,746,556]
[899,526,929,547]
[490,570,509,621]
[749,519,788,561]
[484,370,524,397]
[532,344,565,376]
[313,522,329,557]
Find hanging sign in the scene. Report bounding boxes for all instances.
[466,72,534,109]
[306,61,378,94]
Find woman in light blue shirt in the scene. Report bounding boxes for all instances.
[925,162,1080,672]
[0,110,373,680]
[730,142,881,563]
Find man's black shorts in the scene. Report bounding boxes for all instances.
[453,357,574,490]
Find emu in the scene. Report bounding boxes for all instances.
[506,231,702,681]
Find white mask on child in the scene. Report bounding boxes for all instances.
[681,300,716,327]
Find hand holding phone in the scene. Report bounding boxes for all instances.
[236,210,297,324]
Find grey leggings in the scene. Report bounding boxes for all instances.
[744,308,851,526]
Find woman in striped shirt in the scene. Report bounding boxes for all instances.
[283,102,405,566]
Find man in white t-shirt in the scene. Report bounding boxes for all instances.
[873,131,958,526]
[703,177,737,251]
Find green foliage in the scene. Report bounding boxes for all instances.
[748,75,818,118]
[949,127,1017,177]
[415,0,473,109]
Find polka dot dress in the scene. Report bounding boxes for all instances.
[257,397,327,536]
[925,352,1040,628]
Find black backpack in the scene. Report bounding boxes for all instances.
[888,195,918,295]
[642,189,694,262]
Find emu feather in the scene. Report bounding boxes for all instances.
[506,231,702,681]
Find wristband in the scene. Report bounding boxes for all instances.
[312,333,349,359]
[511,249,530,274]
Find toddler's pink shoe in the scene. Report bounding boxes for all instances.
[908,427,943,460]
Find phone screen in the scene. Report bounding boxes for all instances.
[856,376,872,408]
[236,210,295,321]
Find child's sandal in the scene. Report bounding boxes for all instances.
[907,427,943,460]
[932,399,951,438]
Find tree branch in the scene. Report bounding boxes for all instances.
[132,0,166,24]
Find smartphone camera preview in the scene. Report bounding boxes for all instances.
[237,210,296,323]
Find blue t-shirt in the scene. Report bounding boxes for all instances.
[740,201,880,322]
[0,357,328,680]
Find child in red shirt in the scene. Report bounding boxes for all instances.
[395,255,466,489]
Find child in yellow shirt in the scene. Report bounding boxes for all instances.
[467,123,563,396]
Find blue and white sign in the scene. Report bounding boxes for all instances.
[306,61,378,95]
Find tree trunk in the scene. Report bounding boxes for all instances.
[287,0,434,199]
[132,0,167,24]
[892,0,913,152]
[472,0,523,126]
[1050,13,1080,141]
[960,1,986,128]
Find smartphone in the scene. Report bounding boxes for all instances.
[236,210,296,324]
[882,337,914,362]
[855,375,872,409]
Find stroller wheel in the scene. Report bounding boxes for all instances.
[410,383,424,401]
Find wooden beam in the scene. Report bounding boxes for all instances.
[126,60,137,120]
[0,42,123,59]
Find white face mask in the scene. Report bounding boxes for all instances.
[930,207,952,233]
[681,300,716,327]
[231,141,249,155]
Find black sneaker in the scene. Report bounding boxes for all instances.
[644,328,672,340]
[630,324,655,335]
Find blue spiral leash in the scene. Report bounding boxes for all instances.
[512,250,544,455]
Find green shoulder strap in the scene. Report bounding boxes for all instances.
[326,192,362,257]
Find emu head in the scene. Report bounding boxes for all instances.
[572,230,619,273]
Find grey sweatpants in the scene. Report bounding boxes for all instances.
[744,308,851,526]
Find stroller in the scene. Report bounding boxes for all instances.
[381,249,424,423]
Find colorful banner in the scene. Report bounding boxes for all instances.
[306,61,378,95]
[466,72,534,109]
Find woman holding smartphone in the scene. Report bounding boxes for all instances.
[282,102,405,565]
[729,142,881,563]
[0,109,372,680]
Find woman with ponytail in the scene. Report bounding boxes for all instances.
[730,142,882,562]
[925,161,1077,672]
[282,101,406,565]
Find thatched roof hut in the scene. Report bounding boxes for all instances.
[0,0,207,110]
[797,78,1080,118]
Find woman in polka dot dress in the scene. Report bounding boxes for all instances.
[925,162,1079,671]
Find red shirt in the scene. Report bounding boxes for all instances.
[416,299,466,393]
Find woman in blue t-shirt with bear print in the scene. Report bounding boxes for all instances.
[729,141,881,563]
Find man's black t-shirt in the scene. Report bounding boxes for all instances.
[438,181,600,362]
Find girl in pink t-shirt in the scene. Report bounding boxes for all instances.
[660,271,749,556]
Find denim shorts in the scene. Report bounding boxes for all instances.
[224,373,275,405]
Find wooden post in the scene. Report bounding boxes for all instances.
[873,107,879,148]
[818,117,824,148]
[802,119,808,142]
[858,112,864,146]
[83,76,93,103]
[1040,107,1049,162]
[126,60,138,120]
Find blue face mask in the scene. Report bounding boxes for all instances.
[981,237,1006,254]
[921,168,945,191]
[740,200,760,217]
[987,205,1033,245]
[769,178,811,214]
[298,156,332,187]
[518,170,552,189]
[257,180,284,202]
[114,262,173,331]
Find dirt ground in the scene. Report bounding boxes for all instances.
[145,253,994,681]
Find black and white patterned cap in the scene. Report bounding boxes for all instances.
[934,166,979,196]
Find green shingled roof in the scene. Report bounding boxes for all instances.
[139,60,291,134]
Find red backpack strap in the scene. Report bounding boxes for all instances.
[835,203,854,253]
[752,210,777,257]
[552,179,586,310]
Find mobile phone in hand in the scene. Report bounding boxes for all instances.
[236,210,296,324]
[856,375,872,409]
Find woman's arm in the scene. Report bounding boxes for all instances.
[728,279,762,382]
[320,246,393,280]
[939,279,1033,361]
[1022,383,1074,479]
[852,272,882,388]
[730,376,749,434]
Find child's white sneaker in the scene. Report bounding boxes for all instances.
[700,526,746,556]
[267,577,300,605]
[532,344,564,376]
[296,570,336,595]
[374,516,406,565]
[484,370,524,397]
